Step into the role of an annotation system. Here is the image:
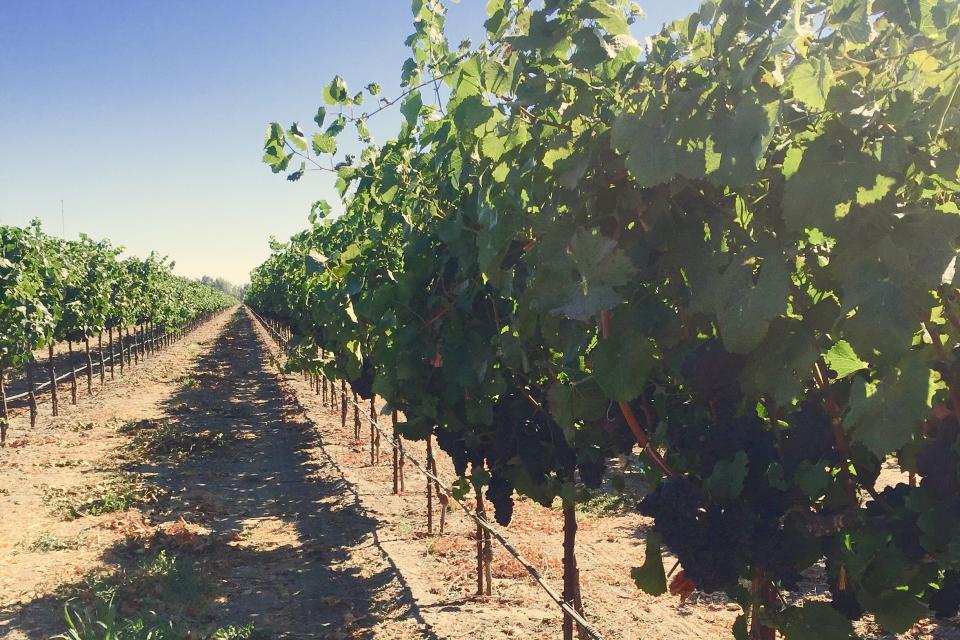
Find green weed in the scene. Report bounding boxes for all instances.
[17,532,82,553]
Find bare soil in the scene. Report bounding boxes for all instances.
[1,307,957,640]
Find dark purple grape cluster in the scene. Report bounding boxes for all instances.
[917,416,960,499]
[866,484,924,560]
[434,427,471,477]
[639,479,742,592]
[680,339,747,417]
[485,472,514,526]
[351,358,375,399]
[780,401,836,476]
[929,570,960,619]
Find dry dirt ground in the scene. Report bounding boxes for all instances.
[1,307,958,639]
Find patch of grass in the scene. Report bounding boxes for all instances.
[210,625,255,640]
[17,532,83,553]
[42,484,88,520]
[42,475,161,520]
[576,491,634,516]
[177,375,199,389]
[56,595,256,640]
[142,550,201,603]
[81,475,162,516]
[124,420,232,462]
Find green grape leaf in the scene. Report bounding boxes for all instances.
[452,95,495,133]
[868,590,928,634]
[705,450,749,500]
[715,253,789,354]
[786,56,834,110]
[313,106,326,128]
[824,340,868,380]
[401,91,423,127]
[611,108,676,188]
[741,319,818,406]
[592,334,654,403]
[782,129,883,232]
[631,532,667,596]
[323,75,350,105]
[312,134,337,155]
[844,351,932,457]
[782,602,854,640]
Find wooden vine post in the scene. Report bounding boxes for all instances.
[84,336,93,393]
[67,341,78,404]
[0,369,8,446]
[108,327,116,378]
[117,328,124,375]
[392,408,400,494]
[475,484,493,597]
[97,332,106,385]
[426,435,435,535]
[562,499,586,640]
[341,380,347,431]
[25,361,37,427]
[370,396,379,464]
[48,344,58,416]
[353,391,361,441]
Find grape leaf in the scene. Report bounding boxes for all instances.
[631,532,668,596]
[824,340,867,380]
[592,334,654,403]
[715,253,789,354]
[783,602,854,640]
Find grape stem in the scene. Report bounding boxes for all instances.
[598,310,675,478]
[813,359,859,505]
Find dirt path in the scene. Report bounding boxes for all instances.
[0,308,433,639]
[0,309,232,636]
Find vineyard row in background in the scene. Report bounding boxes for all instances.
[0,221,235,445]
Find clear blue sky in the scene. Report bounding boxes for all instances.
[0,1,699,284]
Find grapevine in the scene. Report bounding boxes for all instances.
[248,0,960,637]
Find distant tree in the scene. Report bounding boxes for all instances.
[196,276,246,300]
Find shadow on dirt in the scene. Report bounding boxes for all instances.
[0,308,436,640]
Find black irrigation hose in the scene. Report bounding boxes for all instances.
[248,306,605,640]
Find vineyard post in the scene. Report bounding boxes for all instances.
[370,396,378,465]
[475,483,492,596]
[392,408,399,494]
[118,328,125,375]
[131,327,139,365]
[67,341,78,404]
[426,434,434,535]
[341,380,347,431]
[431,455,446,534]
[353,391,361,441]
[84,336,93,395]
[562,499,586,640]
[48,344,58,416]
[322,374,328,404]
[0,369,8,446]
[97,332,105,385]
[398,426,406,492]
[107,327,114,379]
[25,361,37,427]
